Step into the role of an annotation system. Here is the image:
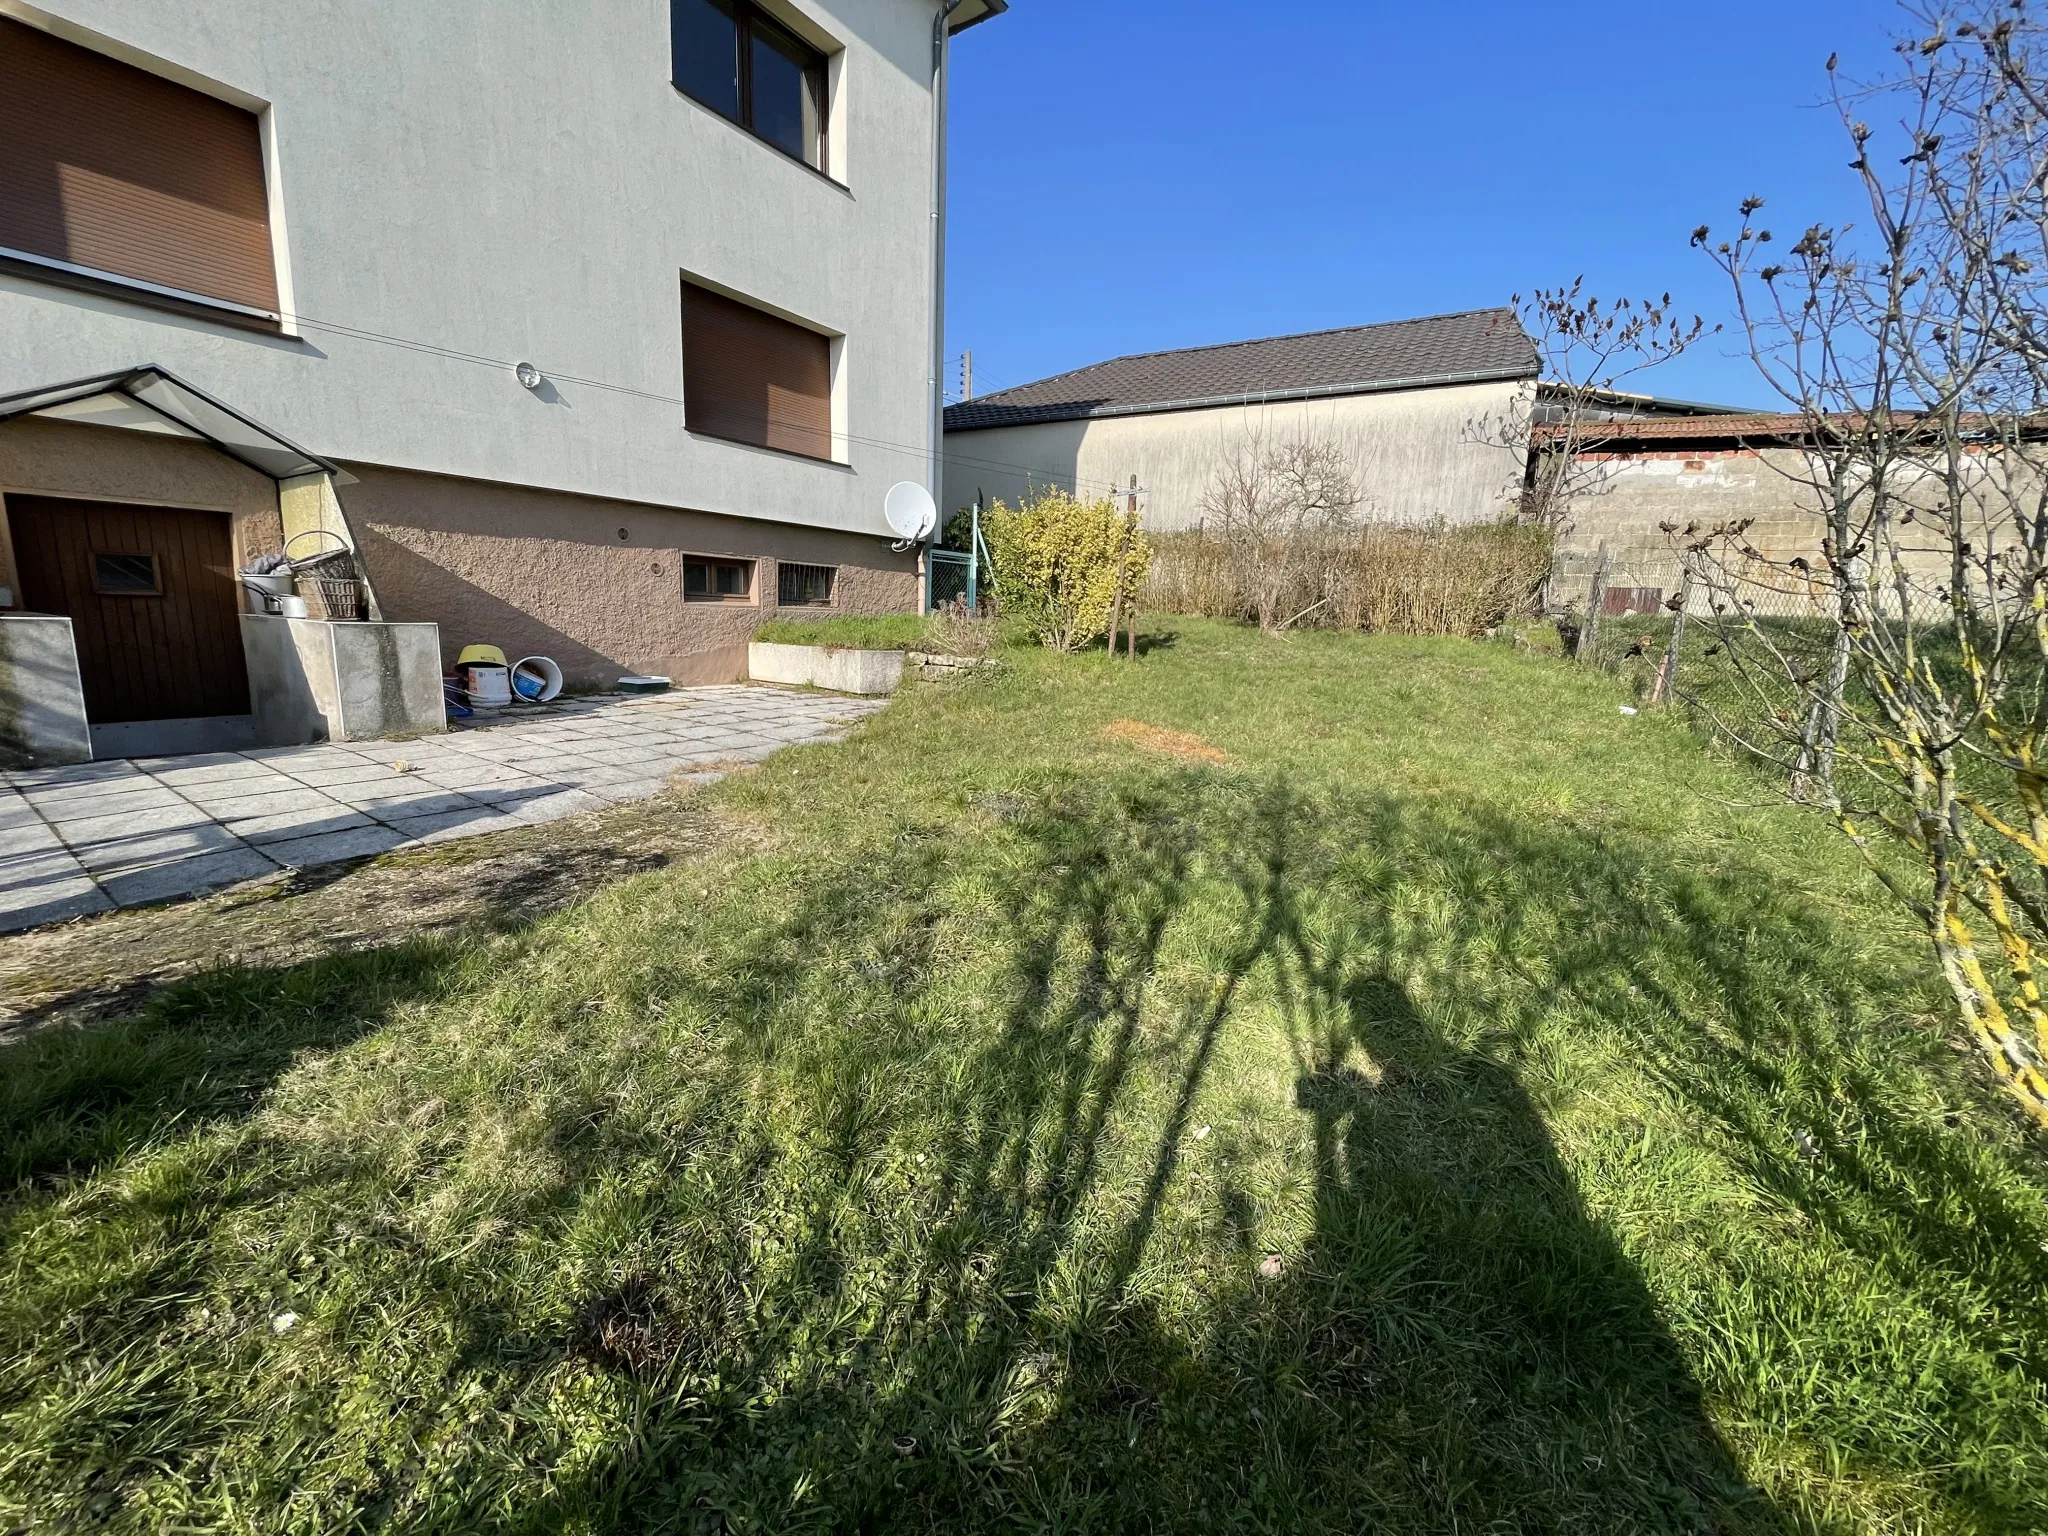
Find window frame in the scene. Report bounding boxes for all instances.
[683,555,757,604]
[671,0,831,179]
[91,551,164,598]
[776,561,837,608]
[0,14,288,333]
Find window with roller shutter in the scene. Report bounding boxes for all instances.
[682,281,834,462]
[0,16,279,320]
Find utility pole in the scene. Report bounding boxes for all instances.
[961,351,973,402]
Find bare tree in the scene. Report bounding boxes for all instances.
[1200,429,1363,633]
[1472,283,1717,531]
[1689,1,2048,1125]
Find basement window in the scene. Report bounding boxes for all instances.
[685,556,754,602]
[777,561,835,606]
[671,0,829,175]
[92,552,161,596]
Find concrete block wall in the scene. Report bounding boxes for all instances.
[1549,445,1976,612]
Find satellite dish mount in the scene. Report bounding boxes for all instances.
[883,481,939,548]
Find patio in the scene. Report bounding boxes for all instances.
[0,686,884,933]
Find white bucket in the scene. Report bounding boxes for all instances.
[510,655,564,703]
[463,663,512,707]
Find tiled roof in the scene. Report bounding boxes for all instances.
[944,308,1540,431]
[1537,413,1810,446]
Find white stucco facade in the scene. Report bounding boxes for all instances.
[0,0,985,540]
[944,379,1532,531]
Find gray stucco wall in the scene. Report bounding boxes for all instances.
[943,379,1530,531]
[0,0,956,541]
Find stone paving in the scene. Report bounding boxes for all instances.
[0,686,885,934]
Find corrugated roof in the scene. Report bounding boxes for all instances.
[944,308,1540,431]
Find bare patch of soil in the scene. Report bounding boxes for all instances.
[0,780,753,1039]
[1100,718,1230,765]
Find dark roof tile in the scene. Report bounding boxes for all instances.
[945,308,1539,431]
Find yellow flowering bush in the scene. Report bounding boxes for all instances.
[983,489,1152,652]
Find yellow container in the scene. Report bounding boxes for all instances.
[456,643,508,668]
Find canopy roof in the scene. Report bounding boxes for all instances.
[0,366,337,482]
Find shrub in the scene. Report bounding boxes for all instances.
[1144,518,1551,638]
[983,490,1152,652]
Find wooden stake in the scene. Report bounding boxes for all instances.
[1108,512,1136,657]
[1650,573,1691,706]
[1576,544,1612,663]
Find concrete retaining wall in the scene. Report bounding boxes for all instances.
[749,641,905,695]
[245,615,445,744]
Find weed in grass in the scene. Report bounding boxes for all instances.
[1,620,2045,1533]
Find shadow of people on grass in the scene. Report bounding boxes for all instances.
[499,779,1799,1535]
[11,763,2044,1533]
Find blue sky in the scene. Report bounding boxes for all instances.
[944,0,1906,410]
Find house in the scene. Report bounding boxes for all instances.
[0,0,1002,764]
[942,309,1545,531]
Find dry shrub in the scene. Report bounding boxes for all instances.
[1143,519,1551,638]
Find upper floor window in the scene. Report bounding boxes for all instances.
[682,280,834,462]
[671,0,828,176]
[0,17,279,321]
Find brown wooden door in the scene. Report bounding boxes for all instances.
[8,495,251,724]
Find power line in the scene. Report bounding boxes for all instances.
[273,309,1128,498]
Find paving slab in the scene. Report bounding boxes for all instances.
[385,806,528,844]
[261,825,411,867]
[5,759,144,789]
[97,848,279,907]
[73,822,247,875]
[183,786,342,820]
[0,684,884,931]
[233,807,379,845]
[32,794,196,831]
[0,873,113,927]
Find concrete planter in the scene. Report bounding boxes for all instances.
[748,641,906,696]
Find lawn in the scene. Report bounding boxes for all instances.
[3,618,2046,1534]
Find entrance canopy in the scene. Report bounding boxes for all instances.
[0,365,338,482]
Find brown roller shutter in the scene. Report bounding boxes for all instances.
[683,281,833,461]
[0,17,278,314]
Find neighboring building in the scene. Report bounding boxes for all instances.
[0,0,1001,759]
[1542,414,1949,616]
[943,309,1544,531]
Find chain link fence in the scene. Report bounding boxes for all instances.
[1558,551,1966,764]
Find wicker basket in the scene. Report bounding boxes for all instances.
[286,536,363,621]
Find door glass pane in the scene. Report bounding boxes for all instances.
[751,22,820,166]
[672,0,740,122]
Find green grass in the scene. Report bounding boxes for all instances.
[4,617,2047,1534]
[753,613,936,650]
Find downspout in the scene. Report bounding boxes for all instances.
[927,0,967,613]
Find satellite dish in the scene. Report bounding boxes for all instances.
[884,481,939,541]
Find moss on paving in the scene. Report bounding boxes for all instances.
[2,619,2045,1534]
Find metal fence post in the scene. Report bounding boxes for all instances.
[1576,544,1611,663]
[966,494,981,613]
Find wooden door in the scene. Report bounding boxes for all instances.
[8,495,251,723]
